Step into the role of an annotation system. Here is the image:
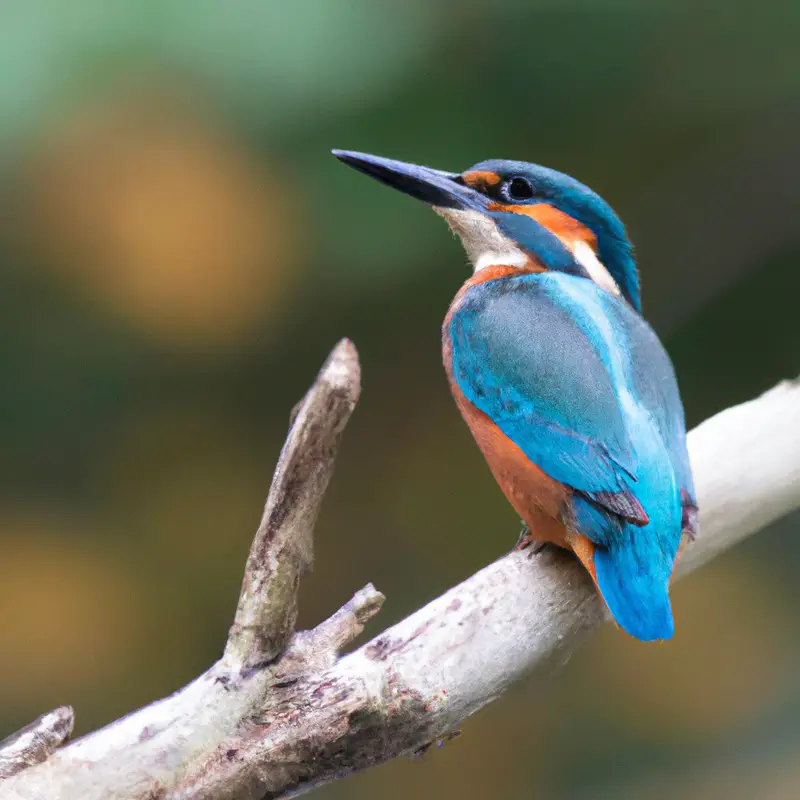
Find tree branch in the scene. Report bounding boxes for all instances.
[1,342,798,800]
[224,338,361,670]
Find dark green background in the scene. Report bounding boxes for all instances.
[0,3,798,798]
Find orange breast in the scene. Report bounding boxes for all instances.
[442,339,570,548]
[451,376,600,581]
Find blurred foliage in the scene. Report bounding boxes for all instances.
[0,2,798,799]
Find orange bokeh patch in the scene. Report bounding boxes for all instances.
[20,87,300,351]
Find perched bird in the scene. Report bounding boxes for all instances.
[333,150,697,641]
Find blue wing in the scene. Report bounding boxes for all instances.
[448,272,687,530]
[610,298,696,505]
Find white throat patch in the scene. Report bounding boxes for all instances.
[433,206,623,298]
[434,207,527,273]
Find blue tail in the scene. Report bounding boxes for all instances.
[594,542,675,641]
[573,471,680,642]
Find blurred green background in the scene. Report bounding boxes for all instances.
[0,2,798,798]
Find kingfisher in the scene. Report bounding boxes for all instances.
[333,149,697,642]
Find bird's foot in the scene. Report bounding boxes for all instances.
[513,523,532,551]
[513,523,551,556]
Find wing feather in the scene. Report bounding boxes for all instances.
[449,274,648,530]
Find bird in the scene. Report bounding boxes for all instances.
[332,149,697,642]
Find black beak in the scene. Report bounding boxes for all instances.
[332,150,488,211]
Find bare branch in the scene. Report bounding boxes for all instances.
[0,707,73,779]
[1,357,798,800]
[224,338,361,670]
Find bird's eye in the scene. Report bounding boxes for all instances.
[504,177,534,201]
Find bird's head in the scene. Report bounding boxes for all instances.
[333,150,640,311]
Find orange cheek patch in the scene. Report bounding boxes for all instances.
[462,170,502,190]
[489,202,598,251]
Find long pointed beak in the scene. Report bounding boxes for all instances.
[332,150,488,211]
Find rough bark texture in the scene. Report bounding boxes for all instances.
[1,341,798,800]
[0,708,74,780]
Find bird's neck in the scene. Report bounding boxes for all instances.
[462,263,539,289]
